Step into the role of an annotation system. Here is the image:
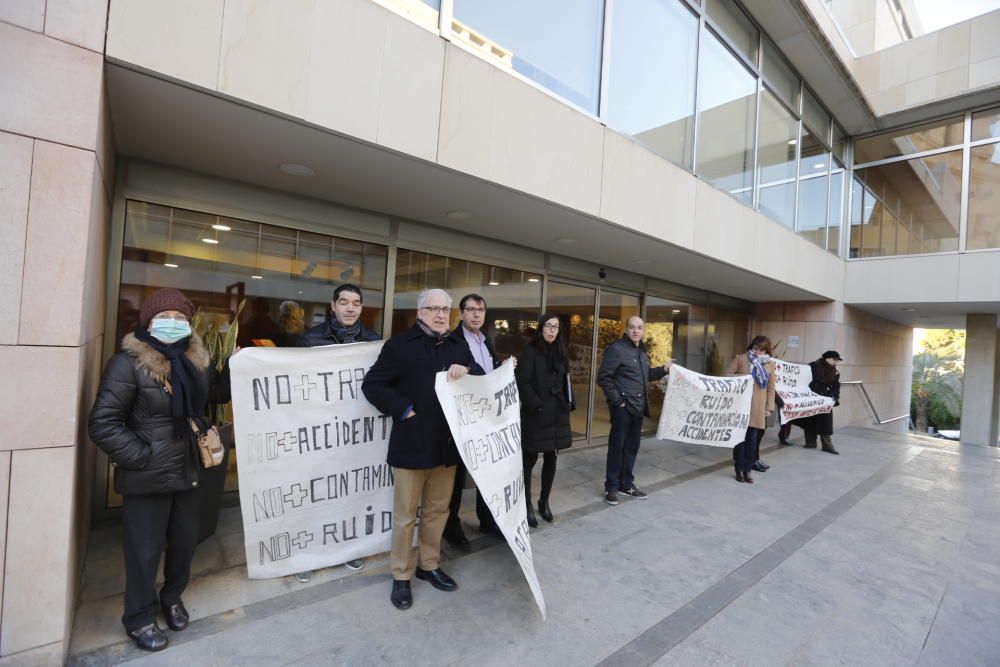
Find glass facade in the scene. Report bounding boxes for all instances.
[968,142,1000,250]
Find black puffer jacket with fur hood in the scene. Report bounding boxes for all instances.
[88,333,229,495]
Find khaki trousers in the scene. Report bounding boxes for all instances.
[391,465,456,580]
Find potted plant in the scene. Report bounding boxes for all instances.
[192,299,245,543]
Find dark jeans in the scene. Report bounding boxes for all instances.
[605,404,644,492]
[121,486,202,631]
[446,458,498,533]
[733,427,764,473]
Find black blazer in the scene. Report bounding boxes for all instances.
[362,325,484,469]
[448,326,501,371]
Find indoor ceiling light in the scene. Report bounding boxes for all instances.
[279,163,315,176]
[555,237,575,244]
[251,275,263,280]
[672,309,681,314]
[527,277,540,283]
[488,281,500,286]
[446,210,472,220]
[813,163,825,169]
[212,224,232,231]
[901,308,917,312]
[636,259,651,264]
[202,238,219,245]
[164,263,178,268]
[788,139,798,145]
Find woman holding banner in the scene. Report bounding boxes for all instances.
[516,313,573,527]
[726,336,776,483]
[798,351,842,455]
[89,288,231,652]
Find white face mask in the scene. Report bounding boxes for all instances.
[150,318,192,343]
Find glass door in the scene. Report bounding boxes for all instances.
[545,281,597,442]
[591,290,642,441]
[643,296,705,432]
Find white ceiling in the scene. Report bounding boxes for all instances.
[105,63,830,305]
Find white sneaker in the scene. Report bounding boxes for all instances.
[344,559,365,572]
[294,570,313,583]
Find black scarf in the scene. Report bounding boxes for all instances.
[543,340,562,374]
[328,315,363,344]
[134,324,206,439]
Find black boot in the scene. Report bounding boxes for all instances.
[526,502,538,528]
[821,435,840,455]
[538,499,553,523]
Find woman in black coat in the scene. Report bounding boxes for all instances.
[516,313,573,527]
[797,350,842,455]
[89,288,229,652]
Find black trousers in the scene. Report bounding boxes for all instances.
[733,427,764,473]
[523,450,557,504]
[121,486,202,631]
[447,458,499,533]
[606,404,644,492]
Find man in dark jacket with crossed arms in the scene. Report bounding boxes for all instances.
[598,316,671,506]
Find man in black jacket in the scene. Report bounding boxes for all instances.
[598,317,671,506]
[443,294,503,550]
[296,283,378,579]
[362,289,484,611]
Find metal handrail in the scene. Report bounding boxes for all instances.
[840,381,912,426]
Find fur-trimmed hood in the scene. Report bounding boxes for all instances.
[121,332,211,385]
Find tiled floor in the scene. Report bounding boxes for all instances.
[68,427,1000,666]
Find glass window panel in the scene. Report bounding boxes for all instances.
[968,142,1000,249]
[545,282,597,441]
[391,249,542,360]
[762,39,799,111]
[757,89,798,183]
[704,0,759,64]
[452,0,604,113]
[759,183,796,229]
[797,175,828,248]
[695,31,757,200]
[643,296,701,431]
[705,307,750,376]
[855,150,962,256]
[849,177,863,258]
[605,0,698,168]
[799,125,830,177]
[880,209,898,257]
[854,116,964,165]
[860,194,883,258]
[832,123,847,163]
[972,106,1000,141]
[592,291,642,441]
[828,166,844,256]
[801,88,830,142]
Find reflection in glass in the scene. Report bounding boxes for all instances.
[605,0,698,168]
[854,116,964,164]
[828,166,844,255]
[696,31,757,202]
[704,0,759,64]
[801,88,830,144]
[452,0,604,113]
[591,292,641,441]
[797,174,828,248]
[546,282,597,441]
[762,38,799,111]
[968,142,1000,249]
[757,89,797,228]
[706,307,750,376]
[972,106,1000,142]
[391,249,542,360]
[759,183,796,229]
[855,151,962,256]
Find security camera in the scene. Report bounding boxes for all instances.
[598,267,607,280]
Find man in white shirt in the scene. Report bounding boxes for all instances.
[444,294,502,548]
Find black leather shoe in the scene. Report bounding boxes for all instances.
[752,461,768,472]
[526,503,538,528]
[443,528,471,552]
[415,567,458,592]
[822,447,840,455]
[538,499,554,523]
[129,623,168,651]
[161,601,189,631]
[391,580,412,609]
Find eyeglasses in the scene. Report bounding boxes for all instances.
[462,307,486,314]
[420,306,451,315]
[542,323,560,330]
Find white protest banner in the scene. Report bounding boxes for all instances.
[230,343,393,579]
[434,360,546,619]
[655,364,754,447]
[773,360,834,425]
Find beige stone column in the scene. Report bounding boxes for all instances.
[0,2,112,662]
[961,314,1000,447]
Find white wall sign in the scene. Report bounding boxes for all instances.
[230,342,394,579]
[435,360,546,618]
[787,336,800,348]
[655,364,754,447]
